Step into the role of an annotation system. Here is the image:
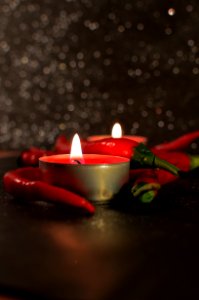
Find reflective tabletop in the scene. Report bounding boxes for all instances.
[0,157,199,300]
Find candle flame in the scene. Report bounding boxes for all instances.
[70,133,83,160]
[111,123,122,138]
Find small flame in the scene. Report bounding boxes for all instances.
[111,123,122,138]
[70,133,83,160]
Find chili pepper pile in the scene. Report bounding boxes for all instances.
[3,130,199,212]
[130,152,199,203]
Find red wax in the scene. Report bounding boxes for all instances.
[87,135,147,144]
[39,154,129,165]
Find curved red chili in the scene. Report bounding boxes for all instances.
[3,167,95,215]
[152,130,199,152]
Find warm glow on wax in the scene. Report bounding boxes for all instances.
[70,133,83,160]
[111,123,122,138]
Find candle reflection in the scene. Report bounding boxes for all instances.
[43,218,137,300]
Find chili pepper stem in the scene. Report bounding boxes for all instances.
[131,182,161,197]
[131,143,180,176]
[154,156,180,176]
[140,190,158,203]
[190,155,199,170]
[131,182,160,203]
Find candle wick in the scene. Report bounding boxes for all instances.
[74,159,81,165]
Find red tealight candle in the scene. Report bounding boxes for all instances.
[87,122,147,144]
[39,134,130,201]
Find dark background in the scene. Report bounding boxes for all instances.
[0,0,198,149]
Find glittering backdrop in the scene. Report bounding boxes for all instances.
[0,0,198,149]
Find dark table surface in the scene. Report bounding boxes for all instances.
[0,156,199,300]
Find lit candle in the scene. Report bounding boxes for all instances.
[87,122,147,144]
[70,133,84,164]
[39,134,130,201]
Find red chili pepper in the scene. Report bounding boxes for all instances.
[3,167,95,215]
[131,167,180,203]
[19,148,54,166]
[130,153,199,203]
[130,168,176,186]
[152,130,199,152]
[83,138,180,175]
[53,135,71,154]
[130,169,160,203]
[83,137,139,158]
[152,151,191,172]
[19,136,86,166]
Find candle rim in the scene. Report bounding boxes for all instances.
[39,154,130,165]
[87,135,148,143]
